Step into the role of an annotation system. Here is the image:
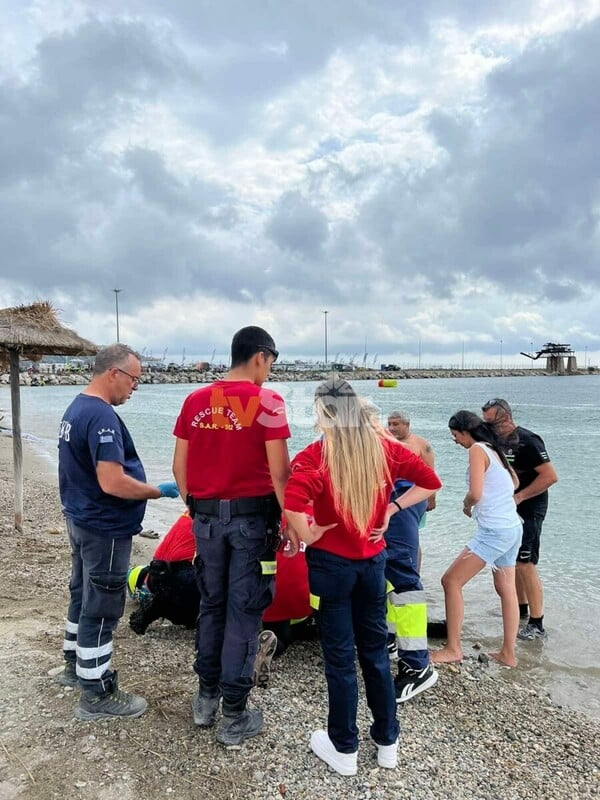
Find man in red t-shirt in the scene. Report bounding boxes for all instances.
[172,326,295,747]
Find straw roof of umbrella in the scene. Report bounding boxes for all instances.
[0,301,98,531]
[0,301,97,368]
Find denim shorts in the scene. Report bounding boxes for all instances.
[466,522,522,568]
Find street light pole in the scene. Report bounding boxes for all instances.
[322,310,328,365]
[500,339,503,370]
[113,289,121,343]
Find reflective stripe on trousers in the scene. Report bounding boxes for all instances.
[63,618,78,653]
[65,519,132,689]
[386,584,428,652]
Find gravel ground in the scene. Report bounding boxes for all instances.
[0,432,599,800]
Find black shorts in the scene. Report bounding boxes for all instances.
[517,515,545,565]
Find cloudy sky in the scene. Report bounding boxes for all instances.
[1,0,599,366]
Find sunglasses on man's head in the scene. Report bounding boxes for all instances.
[258,345,279,362]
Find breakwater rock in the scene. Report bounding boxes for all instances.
[1,367,594,387]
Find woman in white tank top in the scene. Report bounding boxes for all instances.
[431,411,522,668]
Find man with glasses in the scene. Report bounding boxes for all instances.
[173,326,296,747]
[57,343,180,719]
[481,398,558,640]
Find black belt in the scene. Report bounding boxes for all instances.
[187,494,277,518]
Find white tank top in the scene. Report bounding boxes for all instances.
[469,442,520,529]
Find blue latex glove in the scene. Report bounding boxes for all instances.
[157,481,179,499]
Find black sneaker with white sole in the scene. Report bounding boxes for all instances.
[386,632,398,661]
[394,663,438,703]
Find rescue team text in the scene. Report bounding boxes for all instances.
[190,388,287,431]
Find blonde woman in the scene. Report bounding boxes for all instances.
[284,377,441,776]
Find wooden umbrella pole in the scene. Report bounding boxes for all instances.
[9,348,23,532]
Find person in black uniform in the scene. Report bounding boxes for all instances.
[481,399,558,639]
[172,326,296,748]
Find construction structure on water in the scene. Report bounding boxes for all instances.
[520,343,578,373]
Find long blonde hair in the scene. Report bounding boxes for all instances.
[315,378,391,536]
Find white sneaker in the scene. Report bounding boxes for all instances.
[310,730,357,776]
[372,737,398,769]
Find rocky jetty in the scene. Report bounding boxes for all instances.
[1,367,593,388]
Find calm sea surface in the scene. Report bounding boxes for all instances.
[2,375,599,718]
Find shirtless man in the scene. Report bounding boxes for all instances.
[388,412,436,512]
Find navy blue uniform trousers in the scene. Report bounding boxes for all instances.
[64,518,132,693]
[306,547,399,753]
[192,504,275,710]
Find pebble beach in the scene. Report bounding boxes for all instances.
[0,432,599,800]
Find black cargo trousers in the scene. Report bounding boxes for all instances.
[63,518,132,694]
[191,497,277,711]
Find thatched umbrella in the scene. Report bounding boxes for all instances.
[0,302,98,531]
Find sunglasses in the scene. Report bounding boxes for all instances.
[258,345,279,362]
[115,367,140,388]
[482,398,509,413]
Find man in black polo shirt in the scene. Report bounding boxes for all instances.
[482,399,558,639]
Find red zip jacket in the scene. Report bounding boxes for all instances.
[284,437,442,560]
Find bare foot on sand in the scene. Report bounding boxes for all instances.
[489,651,517,668]
[430,647,463,664]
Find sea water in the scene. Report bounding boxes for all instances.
[2,374,599,718]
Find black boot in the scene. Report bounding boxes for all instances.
[75,671,147,721]
[216,701,263,748]
[57,660,78,688]
[192,690,220,727]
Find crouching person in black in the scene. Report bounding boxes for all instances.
[128,514,318,664]
[128,513,199,634]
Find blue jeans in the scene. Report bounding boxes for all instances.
[64,518,132,693]
[306,547,399,753]
[193,506,275,710]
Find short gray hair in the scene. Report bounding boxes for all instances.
[388,410,410,424]
[93,343,140,376]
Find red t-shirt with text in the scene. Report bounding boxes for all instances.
[173,380,290,499]
[284,437,442,560]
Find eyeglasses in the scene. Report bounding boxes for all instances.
[115,367,140,388]
[258,345,279,362]
[482,398,510,413]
